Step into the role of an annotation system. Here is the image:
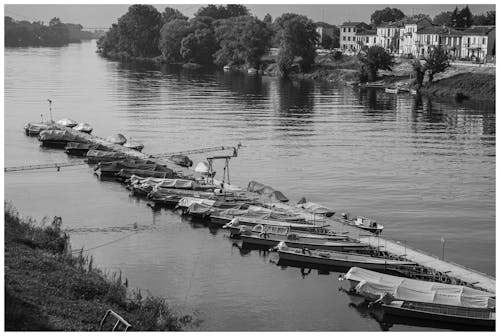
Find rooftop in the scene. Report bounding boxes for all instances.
[356,29,377,36]
[341,21,367,27]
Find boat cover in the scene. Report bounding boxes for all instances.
[187,202,212,215]
[123,141,144,151]
[247,180,289,203]
[56,118,78,127]
[170,154,193,167]
[73,123,93,133]
[345,267,495,309]
[156,179,195,189]
[150,188,214,200]
[65,142,94,150]
[39,130,88,143]
[106,133,127,145]
[296,202,334,215]
[86,149,127,159]
[117,169,173,179]
[177,197,215,208]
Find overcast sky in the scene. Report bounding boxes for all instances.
[4,3,496,29]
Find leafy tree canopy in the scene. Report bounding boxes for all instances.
[162,7,187,24]
[195,4,249,20]
[433,11,453,26]
[358,46,394,82]
[473,11,495,25]
[424,46,450,82]
[370,7,405,25]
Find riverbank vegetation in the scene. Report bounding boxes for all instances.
[5,203,194,331]
[5,16,96,47]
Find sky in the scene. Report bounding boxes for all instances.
[4,3,496,29]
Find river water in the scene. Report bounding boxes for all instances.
[4,40,495,331]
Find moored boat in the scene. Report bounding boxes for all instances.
[385,87,399,94]
[343,267,495,329]
[24,122,54,136]
[274,242,415,270]
[56,118,78,128]
[240,223,368,252]
[73,122,93,134]
[123,141,144,152]
[64,142,97,156]
[338,214,384,235]
[38,129,88,148]
[222,216,331,237]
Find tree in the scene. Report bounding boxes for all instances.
[424,46,450,83]
[473,10,495,25]
[409,14,431,22]
[116,5,163,57]
[358,46,394,82]
[460,6,473,28]
[195,4,248,20]
[180,28,217,65]
[412,59,425,88]
[450,7,460,28]
[49,17,62,26]
[162,7,187,24]
[213,15,272,68]
[158,19,191,63]
[370,7,405,25]
[275,13,319,76]
[433,11,453,26]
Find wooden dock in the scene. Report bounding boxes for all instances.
[30,123,496,294]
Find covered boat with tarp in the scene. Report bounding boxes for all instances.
[343,267,495,328]
[24,122,56,136]
[123,140,144,152]
[169,154,193,167]
[106,133,127,145]
[38,129,89,148]
[116,168,174,180]
[210,205,305,226]
[73,122,93,134]
[247,180,289,203]
[96,160,171,177]
[296,198,335,217]
[56,118,78,128]
[86,150,129,164]
[148,188,215,207]
[64,142,98,156]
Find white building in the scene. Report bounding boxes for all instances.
[340,21,369,51]
[460,26,495,61]
[398,18,433,56]
[355,30,378,49]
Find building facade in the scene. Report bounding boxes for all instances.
[340,21,369,51]
[398,18,433,56]
[355,30,377,49]
[460,26,495,61]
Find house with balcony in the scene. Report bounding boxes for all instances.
[414,25,443,58]
[398,17,433,57]
[355,30,377,49]
[459,26,495,62]
[340,21,370,51]
[376,21,404,53]
[438,28,463,60]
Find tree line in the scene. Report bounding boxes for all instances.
[5,16,95,47]
[96,5,320,76]
[371,6,495,28]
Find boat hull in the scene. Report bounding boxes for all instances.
[382,302,495,329]
[242,235,368,251]
[278,250,414,271]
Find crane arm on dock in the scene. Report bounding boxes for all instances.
[151,144,241,158]
[4,161,86,172]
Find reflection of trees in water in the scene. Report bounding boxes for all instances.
[214,71,269,108]
[356,88,397,112]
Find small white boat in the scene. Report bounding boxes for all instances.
[56,118,78,128]
[73,122,93,134]
[385,87,399,94]
[274,242,414,270]
[247,68,257,75]
[338,214,384,235]
[223,65,232,72]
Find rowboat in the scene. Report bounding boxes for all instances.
[275,242,415,270]
[343,267,495,329]
[148,188,215,207]
[338,214,384,235]
[241,223,369,252]
[39,129,89,148]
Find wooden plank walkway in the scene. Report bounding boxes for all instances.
[45,123,497,294]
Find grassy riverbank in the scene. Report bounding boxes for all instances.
[4,203,193,331]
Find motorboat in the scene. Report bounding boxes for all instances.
[274,242,415,270]
[240,223,368,252]
[338,214,384,235]
[222,216,330,236]
[343,267,495,329]
[56,118,78,128]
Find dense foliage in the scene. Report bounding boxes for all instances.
[5,16,93,47]
[424,46,450,83]
[213,15,272,68]
[275,13,319,76]
[358,46,394,82]
[433,8,495,27]
[370,7,405,25]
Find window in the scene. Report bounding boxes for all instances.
[343,36,346,41]
[366,37,369,43]
[347,36,351,41]
[374,37,376,43]
[343,27,346,32]
[483,37,486,44]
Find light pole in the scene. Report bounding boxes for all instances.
[441,237,446,260]
[47,99,53,122]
